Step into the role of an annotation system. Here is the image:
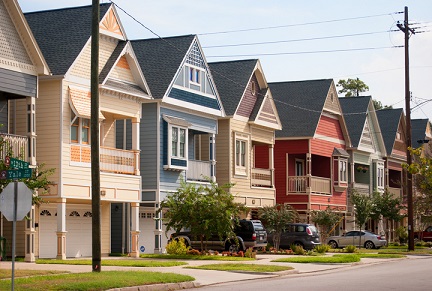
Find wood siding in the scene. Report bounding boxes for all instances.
[110,56,135,83]
[315,115,344,141]
[323,83,339,113]
[0,67,37,97]
[140,103,158,191]
[215,118,231,185]
[236,74,258,118]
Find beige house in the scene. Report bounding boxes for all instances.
[24,3,151,259]
[209,59,281,214]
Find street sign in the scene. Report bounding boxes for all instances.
[0,168,32,180]
[9,157,30,169]
[0,181,32,221]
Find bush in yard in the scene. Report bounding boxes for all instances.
[344,245,357,253]
[315,244,330,254]
[165,238,189,255]
[187,249,201,256]
[290,244,306,255]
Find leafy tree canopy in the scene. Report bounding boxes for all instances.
[337,78,369,97]
[311,207,342,241]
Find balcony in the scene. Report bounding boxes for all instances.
[387,187,402,200]
[287,176,331,195]
[70,145,139,175]
[0,133,28,162]
[186,160,211,182]
[353,182,370,195]
[251,168,273,188]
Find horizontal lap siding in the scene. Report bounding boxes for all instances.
[141,103,158,190]
[311,139,344,157]
[215,119,231,186]
[316,115,344,140]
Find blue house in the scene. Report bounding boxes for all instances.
[117,35,225,253]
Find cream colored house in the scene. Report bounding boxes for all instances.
[209,59,281,215]
[24,3,151,259]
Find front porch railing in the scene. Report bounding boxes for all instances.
[70,145,138,175]
[251,168,273,187]
[0,133,28,162]
[353,182,370,194]
[287,176,331,195]
[186,160,211,182]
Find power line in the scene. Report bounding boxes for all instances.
[198,12,402,36]
[202,30,395,49]
[206,46,402,58]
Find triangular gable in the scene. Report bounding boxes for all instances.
[1,0,49,75]
[99,7,126,40]
[166,37,224,117]
[253,91,282,130]
[390,114,407,157]
[358,118,375,151]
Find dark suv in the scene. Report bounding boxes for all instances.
[170,219,267,252]
[268,223,321,250]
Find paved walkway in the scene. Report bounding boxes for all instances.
[0,254,411,290]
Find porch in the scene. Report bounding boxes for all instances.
[186,159,212,182]
[287,175,331,195]
[0,133,28,162]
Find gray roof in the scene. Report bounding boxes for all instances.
[208,60,258,116]
[411,119,430,148]
[268,79,333,138]
[25,3,111,76]
[131,35,195,99]
[376,108,404,155]
[250,88,268,121]
[339,96,371,147]
[99,41,127,84]
[104,79,147,97]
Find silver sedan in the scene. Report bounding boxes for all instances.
[327,230,387,249]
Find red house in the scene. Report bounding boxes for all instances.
[268,79,351,224]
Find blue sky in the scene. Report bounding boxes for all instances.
[19,0,432,120]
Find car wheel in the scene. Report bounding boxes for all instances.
[364,241,375,249]
[226,242,240,253]
[328,240,338,249]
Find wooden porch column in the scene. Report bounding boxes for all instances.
[56,200,67,260]
[210,134,216,182]
[26,96,36,165]
[132,118,140,175]
[154,207,162,254]
[269,144,274,187]
[129,203,140,258]
[24,205,36,262]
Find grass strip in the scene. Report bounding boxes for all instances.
[356,253,406,259]
[141,254,255,261]
[0,271,194,291]
[0,269,67,279]
[36,259,186,267]
[272,254,360,264]
[186,263,293,273]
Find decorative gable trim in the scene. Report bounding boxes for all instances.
[358,117,375,152]
[68,85,105,120]
[99,6,126,40]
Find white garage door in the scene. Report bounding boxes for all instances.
[139,210,155,254]
[39,205,92,258]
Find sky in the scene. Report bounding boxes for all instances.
[18,0,432,120]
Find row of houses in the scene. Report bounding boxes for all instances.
[0,1,431,261]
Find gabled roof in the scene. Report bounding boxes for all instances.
[24,3,111,75]
[131,35,196,99]
[99,41,127,83]
[268,79,333,138]
[339,96,371,147]
[208,59,258,116]
[376,108,404,155]
[411,119,430,147]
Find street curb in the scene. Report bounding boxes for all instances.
[107,281,200,291]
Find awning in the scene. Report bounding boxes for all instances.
[69,86,105,120]
[162,114,191,127]
[332,147,349,157]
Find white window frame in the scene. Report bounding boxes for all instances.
[339,158,348,183]
[376,162,385,189]
[234,134,248,176]
[188,65,204,91]
[70,109,90,144]
[169,124,188,160]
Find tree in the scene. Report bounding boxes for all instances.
[350,189,373,247]
[372,99,393,110]
[370,190,405,239]
[337,78,369,97]
[258,204,298,251]
[310,207,342,242]
[158,179,247,251]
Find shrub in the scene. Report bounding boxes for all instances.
[186,249,201,256]
[315,244,330,254]
[344,245,357,253]
[290,244,306,255]
[415,240,424,247]
[165,238,190,255]
[244,247,256,258]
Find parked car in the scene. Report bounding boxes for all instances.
[327,230,387,249]
[169,219,267,252]
[267,223,321,250]
[414,226,432,242]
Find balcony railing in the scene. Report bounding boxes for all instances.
[353,182,370,194]
[251,168,273,187]
[0,133,28,162]
[70,145,139,175]
[387,187,402,200]
[287,176,331,195]
[186,160,211,182]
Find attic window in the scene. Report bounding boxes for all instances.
[251,82,256,96]
[330,93,334,103]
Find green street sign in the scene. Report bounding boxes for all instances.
[0,169,32,180]
[9,157,30,170]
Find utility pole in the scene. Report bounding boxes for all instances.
[91,0,101,270]
[397,6,415,251]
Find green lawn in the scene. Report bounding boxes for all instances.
[356,253,406,259]
[140,254,255,261]
[0,269,67,279]
[186,263,293,273]
[36,259,187,267]
[272,254,361,263]
[0,271,194,291]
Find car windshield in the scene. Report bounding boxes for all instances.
[252,221,265,231]
[308,225,319,234]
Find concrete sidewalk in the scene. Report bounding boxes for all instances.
[0,254,409,290]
